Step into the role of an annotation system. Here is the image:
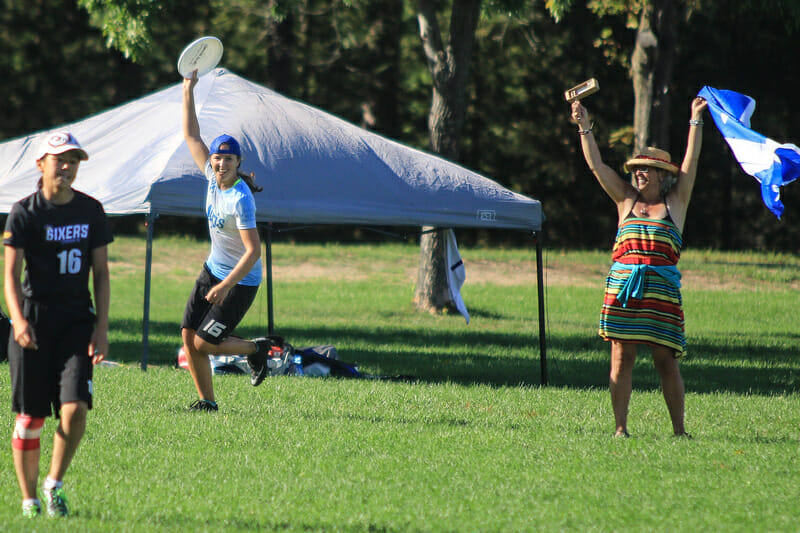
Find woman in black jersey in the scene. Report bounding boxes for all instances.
[4,132,112,518]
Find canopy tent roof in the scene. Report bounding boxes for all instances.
[0,68,542,231]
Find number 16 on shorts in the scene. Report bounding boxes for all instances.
[202,319,227,339]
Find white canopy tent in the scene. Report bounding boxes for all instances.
[0,69,548,381]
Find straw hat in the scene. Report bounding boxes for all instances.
[623,147,679,175]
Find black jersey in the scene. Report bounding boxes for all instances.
[3,189,113,308]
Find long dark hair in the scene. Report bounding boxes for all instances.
[237,170,262,193]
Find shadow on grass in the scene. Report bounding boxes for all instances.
[702,259,798,270]
[109,318,182,368]
[110,319,800,396]
[545,333,800,396]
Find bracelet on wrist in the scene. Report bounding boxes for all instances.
[689,119,704,126]
[578,122,594,135]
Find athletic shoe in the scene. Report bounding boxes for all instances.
[188,399,218,412]
[247,337,270,386]
[43,486,68,517]
[22,500,41,518]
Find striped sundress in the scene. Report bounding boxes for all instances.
[599,213,686,358]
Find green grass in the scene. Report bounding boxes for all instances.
[1,236,799,531]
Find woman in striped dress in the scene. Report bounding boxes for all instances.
[571,97,707,437]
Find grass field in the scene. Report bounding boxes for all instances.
[1,235,799,531]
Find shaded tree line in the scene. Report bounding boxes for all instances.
[2,0,798,251]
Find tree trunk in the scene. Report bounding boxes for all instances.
[414,228,451,312]
[630,0,678,155]
[414,0,481,313]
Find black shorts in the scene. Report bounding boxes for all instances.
[9,300,95,418]
[181,264,259,345]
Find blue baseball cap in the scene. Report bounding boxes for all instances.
[209,134,241,157]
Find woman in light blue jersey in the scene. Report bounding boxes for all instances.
[180,69,270,412]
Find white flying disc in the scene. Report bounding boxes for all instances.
[177,36,223,78]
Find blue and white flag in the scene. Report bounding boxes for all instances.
[445,229,469,324]
[698,86,800,219]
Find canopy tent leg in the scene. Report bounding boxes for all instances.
[141,212,157,371]
[263,223,275,335]
[533,231,547,385]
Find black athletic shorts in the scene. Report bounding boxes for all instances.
[181,264,259,345]
[9,300,95,418]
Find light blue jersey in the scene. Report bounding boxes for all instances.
[204,161,262,286]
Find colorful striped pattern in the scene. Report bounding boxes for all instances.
[599,216,686,357]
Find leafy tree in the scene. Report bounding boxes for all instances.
[6,0,799,252]
[0,0,141,138]
[456,3,634,247]
[546,0,699,154]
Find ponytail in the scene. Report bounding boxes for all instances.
[237,170,262,193]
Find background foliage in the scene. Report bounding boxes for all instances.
[2,0,799,250]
